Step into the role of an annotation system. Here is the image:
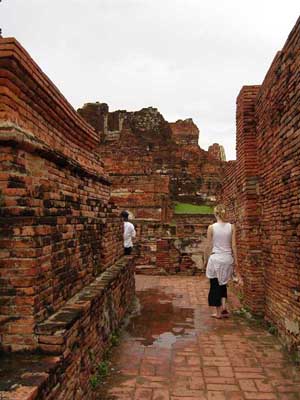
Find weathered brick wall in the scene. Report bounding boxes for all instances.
[110,174,171,221]
[208,143,226,161]
[155,236,207,276]
[221,160,244,282]
[78,103,225,278]
[235,85,264,315]
[133,221,172,273]
[222,88,264,312]
[0,41,102,172]
[0,38,124,351]
[255,19,300,348]
[0,258,135,400]
[0,147,123,351]
[169,118,199,146]
[170,144,224,204]
[220,161,237,222]
[222,18,300,349]
[78,103,225,217]
[174,214,214,238]
[134,214,215,275]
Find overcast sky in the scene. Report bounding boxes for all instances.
[1,1,299,160]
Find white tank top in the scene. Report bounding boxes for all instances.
[212,222,232,254]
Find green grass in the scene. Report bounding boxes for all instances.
[97,361,109,377]
[89,374,100,390]
[174,202,214,215]
[110,332,120,346]
[88,329,123,391]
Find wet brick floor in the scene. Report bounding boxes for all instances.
[97,275,300,400]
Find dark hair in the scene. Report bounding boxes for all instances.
[120,210,129,219]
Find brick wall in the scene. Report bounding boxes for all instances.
[169,118,199,146]
[134,214,215,275]
[110,174,171,221]
[222,17,300,349]
[78,103,225,219]
[221,161,237,222]
[0,40,102,172]
[255,19,300,348]
[208,143,226,161]
[235,85,264,315]
[0,38,126,352]
[0,258,135,400]
[174,214,214,238]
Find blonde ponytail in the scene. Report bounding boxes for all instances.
[214,204,226,220]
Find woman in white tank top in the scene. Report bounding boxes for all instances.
[205,204,237,318]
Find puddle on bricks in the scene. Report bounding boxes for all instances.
[97,285,210,398]
[125,288,195,347]
[95,278,300,399]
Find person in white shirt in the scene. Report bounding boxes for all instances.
[121,211,136,255]
[205,204,237,319]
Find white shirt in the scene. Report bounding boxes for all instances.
[124,221,136,248]
[206,222,233,285]
[212,222,233,254]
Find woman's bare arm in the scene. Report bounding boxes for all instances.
[205,225,213,265]
[231,224,238,267]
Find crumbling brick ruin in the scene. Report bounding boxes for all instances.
[1,15,300,400]
[78,103,226,274]
[0,38,134,399]
[78,103,226,216]
[222,18,300,351]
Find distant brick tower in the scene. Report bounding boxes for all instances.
[208,143,226,161]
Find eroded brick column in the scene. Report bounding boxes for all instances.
[236,85,264,315]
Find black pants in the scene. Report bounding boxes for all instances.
[124,246,132,255]
[208,278,227,307]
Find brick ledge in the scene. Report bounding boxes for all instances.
[35,256,134,355]
[0,122,111,185]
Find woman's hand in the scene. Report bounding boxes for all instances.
[232,270,238,283]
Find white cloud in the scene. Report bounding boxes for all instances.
[1,0,300,160]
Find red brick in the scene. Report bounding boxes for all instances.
[238,379,257,392]
[134,388,153,400]
[206,384,239,391]
[207,392,226,400]
[244,393,277,399]
[153,389,170,400]
[222,18,300,348]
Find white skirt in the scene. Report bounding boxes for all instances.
[206,253,234,285]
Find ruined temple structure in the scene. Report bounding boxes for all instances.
[78,103,226,221]
[222,17,300,351]
[1,14,300,399]
[208,143,226,162]
[77,103,226,274]
[0,38,135,399]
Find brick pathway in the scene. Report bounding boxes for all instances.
[98,276,300,400]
